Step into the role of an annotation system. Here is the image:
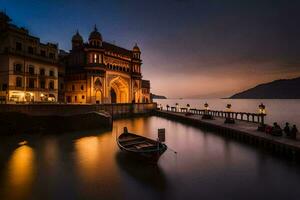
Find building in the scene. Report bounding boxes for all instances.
[63,26,151,104]
[141,80,151,103]
[0,12,59,103]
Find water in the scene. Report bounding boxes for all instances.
[1,116,300,200]
[155,99,300,126]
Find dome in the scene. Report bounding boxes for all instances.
[72,30,83,42]
[133,43,140,52]
[89,25,102,41]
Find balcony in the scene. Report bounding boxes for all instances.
[3,47,59,65]
[8,86,58,93]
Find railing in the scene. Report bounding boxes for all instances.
[163,107,266,124]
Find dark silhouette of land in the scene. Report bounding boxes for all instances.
[231,77,300,99]
[151,93,167,99]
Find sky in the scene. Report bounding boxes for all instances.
[1,0,300,98]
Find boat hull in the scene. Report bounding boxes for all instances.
[117,132,167,163]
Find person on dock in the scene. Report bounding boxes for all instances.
[284,122,290,137]
[272,122,282,136]
[290,125,298,140]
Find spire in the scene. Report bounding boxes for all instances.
[94,24,98,32]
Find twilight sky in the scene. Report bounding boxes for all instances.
[1,0,300,98]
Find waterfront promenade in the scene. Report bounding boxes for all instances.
[156,110,300,159]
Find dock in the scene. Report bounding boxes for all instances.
[155,109,300,159]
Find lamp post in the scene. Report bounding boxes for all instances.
[166,104,169,111]
[175,103,179,112]
[258,103,266,126]
[204,102,209,114]
[202,102,213,119]
[224,103,234,124]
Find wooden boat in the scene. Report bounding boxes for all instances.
[117,128,168,163]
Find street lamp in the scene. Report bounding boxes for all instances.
[224,103,234,124]
[226,104,232,112]
[166,104,170,111]
[204,102,209,114]
[258,103,266,115]
[202,102,213,119]
[257,103,266,131]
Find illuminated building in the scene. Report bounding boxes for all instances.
[0,12,151,104]
[0,12,59,102]
[63,26,151,104]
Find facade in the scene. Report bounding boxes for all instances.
[0,12,151,104]
[141,80,151,103]
[63,26,151,104]
[0,12,59,103]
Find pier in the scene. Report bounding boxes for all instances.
[156,109,300,159]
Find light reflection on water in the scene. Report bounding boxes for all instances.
[4,145,35,200]
[0,116,300,200]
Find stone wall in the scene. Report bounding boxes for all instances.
[0,103,157,117]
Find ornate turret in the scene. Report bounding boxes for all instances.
[72,30,83,49]
[132,43,141,59]
[89,25,102,47]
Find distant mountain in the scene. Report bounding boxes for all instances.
[151,93,167,99]
[230,77,300,99]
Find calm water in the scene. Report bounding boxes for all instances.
[155,99,300,126]
[1,116,300,200]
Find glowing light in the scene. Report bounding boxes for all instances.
[18,141,28,146]
[4,145,35,199]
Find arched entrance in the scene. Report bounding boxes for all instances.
[110,88,117,103]
[95,90,102,104]
[109,77,129,103]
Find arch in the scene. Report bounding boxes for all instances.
[110,88,117,103]
[109,76,129,103]
[94,78,102,88]
[95,90,102,104]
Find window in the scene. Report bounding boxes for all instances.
[16,77,22,87]
[40,80,45,89]
[94,54,97,63]
[40,50,46,57]
[60,83,64,90]
[49,53,55,59]
[40,68,45,76]
[29,78,35,88]
[75,96,77,102]
[28,66,35,75]
[82,95,85,99]
[49,81,54,90]
[72,85,75,91]
[16,42,22,51]
[2,84,7,91]
[81,85,84,90]
[49,70,54,77]
[14,64,22,72]
[28,46,34,54]
[67,96,71,103]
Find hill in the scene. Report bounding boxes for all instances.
[151,93,167,99]
[230,77,300,99]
